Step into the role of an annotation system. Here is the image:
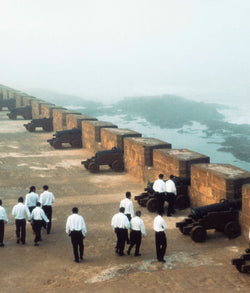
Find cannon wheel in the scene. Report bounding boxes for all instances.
[88,162,99,173]
[26,125,35,132]
[146,198,157,213]
[52,141,62,149]
[224,221,241,239]
[191,225,207,242]
[175,194,190,210]
[8,113,17,120]
[111,160,124,172]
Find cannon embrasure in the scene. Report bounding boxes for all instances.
[134,177,190,213]
[81,147,124,173]
[24,118,53,132]
[47,128,82,149]
[7,106,32,120]
[0,98,16,111]
[176,199,242,242]
[232,248,250,274]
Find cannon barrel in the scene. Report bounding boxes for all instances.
[54,128,81,137]
[190,199,242,221]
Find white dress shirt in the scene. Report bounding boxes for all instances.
[154,215,167,232]
[111,212,130,230]
[25,192,39,207]
[40,190,55,206]
[120,198,134,217]
[66,213,87,236]
[130,216,146,236]
[12,203,31,220]
[153,179,166,193]
[31,207,49,222]
[165,179,177,195]
[0,206,8,222]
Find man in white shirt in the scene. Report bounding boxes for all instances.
[153,174,166,214]
[12,197,31,244]
[31,202,49,246]
[127,210,146,256]
[25,186,39,213]
[120,191,134,244]
[0,200,8,247]
[154,211,167,263]
[111,207,130,256]
[40,185,55,234]
[66,207,87,263]
[165,175,177,217]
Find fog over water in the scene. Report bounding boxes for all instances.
[1,0,250,107]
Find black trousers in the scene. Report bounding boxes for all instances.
[166,193,175,216]
[0,220,4,243]
[155,231,167,261]
[16,219,26,243]
[155,192,165,214]
[42,205,52,233]
[70,231,84,261]
[33,220,43,243]
[128,230,142,255]
[115,228,127,255]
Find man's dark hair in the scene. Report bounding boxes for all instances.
[135,210,141,217]
[36,202,41,207]
[170,174,174,179]
[43,185,49,190]
[119,207,125,213]
[126,191,131,198]
[159,174,164,179]
[72,207,78,214]
[18,197,23,203]
[29,186,36,193]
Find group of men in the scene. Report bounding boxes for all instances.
[0,185,55,247]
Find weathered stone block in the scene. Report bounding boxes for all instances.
[22,96,37,107]
[31,99,47,119]
[124,137,171,182]
[52,109,82,131]
[66,114,97,130]
[41,104,65,119]
[189,164,250,207]
[82,120,117,152]
[101,128,142,151]
[153,148,210,180]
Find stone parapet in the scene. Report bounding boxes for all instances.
[22,96,38,107]
[66,114,97,130]
[241,184,250,241]
[189,163,250,207]
[41,104,65,119]
[101,128,142,151]
[153,148,210,180]
[52,109,82,131]
[124,137,171,182]
[82,120,117,151]
[31,99,48,119]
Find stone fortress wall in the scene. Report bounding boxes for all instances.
[1,84,250,242]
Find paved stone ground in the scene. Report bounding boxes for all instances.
[0,111,249,293]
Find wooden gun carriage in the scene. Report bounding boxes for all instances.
[176,199,242,242]
[134,177,190,213]
[24,118,53,132]
[81,148,124,173]
[7,106,32,120]
[232,248,250,274]
[47,128,82,149]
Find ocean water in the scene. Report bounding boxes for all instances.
[217,102,250,125]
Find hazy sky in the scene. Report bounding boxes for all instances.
[1,0,249,104]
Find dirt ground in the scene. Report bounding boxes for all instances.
[0,111,250,293]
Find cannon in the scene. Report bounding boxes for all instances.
[81,147,124,173]
[24,118,53,132]
[134,177,190,213]
[47,128,82,149]
[0,98,16,111]
[7,106,32,120]
[176,199,242,242]
[232,248,250,274]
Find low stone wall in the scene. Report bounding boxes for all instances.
[31,100,48,119]
[241,184,250,241]
[101,128,142,151]
[66,114,97,130]
[52,109,82,131]
[41,104,65,119]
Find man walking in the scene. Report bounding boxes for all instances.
[40,185,55,234]
[154,210,167,263]
[12,197,31,244]
[25,186,39,213]
[66,207,87,263]
[30,202,49,246]
[165,175,177,216]
[111,207,130,256]
[120,191,134,244]
[0,200,8,247]
[153,174,166,214]
[127,210,146,257]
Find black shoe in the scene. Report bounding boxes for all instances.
[80,256,83,260]
[158,259,166,263]
[119,252,125,256]
[127,250,130,255]
[22,242,26,245]
[74,259,79,263]
[34,243,39,246]
[47,231,50,235]
[135,253,141,257]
